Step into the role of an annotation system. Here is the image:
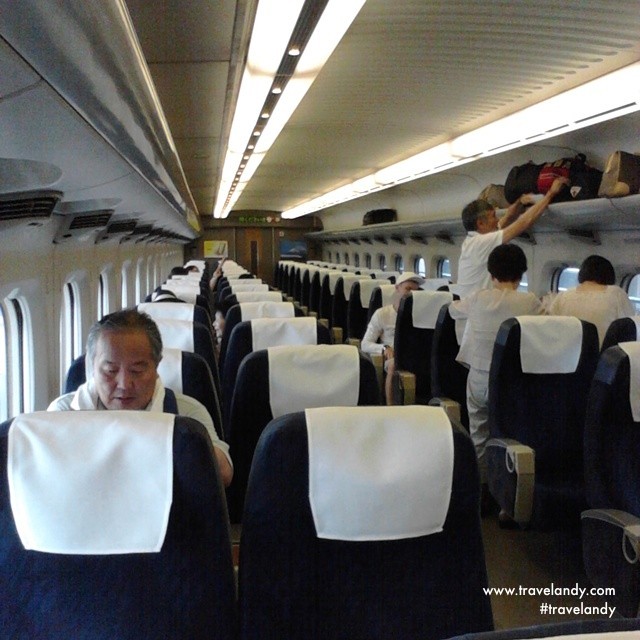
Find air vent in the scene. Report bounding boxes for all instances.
[68,210,113,230]
[53,209,113,244]
[0,190,61,222]
[95,219,137,245]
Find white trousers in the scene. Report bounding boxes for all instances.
[466,367,490,483]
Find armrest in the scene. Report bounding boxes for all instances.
[392,370,416,406]
[486,438,535,525]
[331,327,343,344]
[347,338,361,348]
[428,396,461,424]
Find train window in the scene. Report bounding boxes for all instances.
[98,273,108,319]
[518,272,529,292]
[344,253,350,265]
[414,257,426,277]
[437,258,452,279]
[555,266,579,292]
[327,251,332,262]
[135,258,145,304]
[354,253,360,268]
[394,254,404,272]
[0,306,8,421]
[365,254,372,269]
[121,260,132,308]
[623,272,640,312]
[61,281,82,384]
[378,254,387,270]
[5,297,33,414]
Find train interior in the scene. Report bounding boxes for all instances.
[1,0,640,637]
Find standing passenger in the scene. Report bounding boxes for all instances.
[457,177,568,298]
[48,309,233,486]
[360,272,425,405]
[449,244,543,505]
[548,254,635,348]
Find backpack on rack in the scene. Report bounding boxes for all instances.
[598,150,640,197]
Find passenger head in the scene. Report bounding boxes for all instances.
[186,265,200,273]
[170,266,190,277]
[578,255,615,285]
[392,272,425,309]
[461,199,497,233]
[85,309,163,410]
[487,244,527,283]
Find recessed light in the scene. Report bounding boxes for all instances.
[288,47,301,56]
[272,87,282,94]
[261,112,270,119]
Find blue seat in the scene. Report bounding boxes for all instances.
[239,406,493,639]
[346,278,378,342]
[226,344,380,523]
[486,317,599,529]
[0,412,236,639]
[582,342,640,617]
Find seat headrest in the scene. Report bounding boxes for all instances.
[157,347,183,393]
[138,301,195,322]
[358,279,380,308]
[410,291,454,329]
[518,316,583,373]
[268,345,360,418]
[326,272,344,294]
[226,278,262,286]
[230,283,269,293]
[378,284,397,306]
[154,318,195,352]
[161,282,199,303]
[619,342,640,422]
[235,291,283,303]
[421,278,451,291]
[340,275,361,300]
[250,317,317,351]
[239,301,295,321]
[9,411,173,554]
[306,405,453,541]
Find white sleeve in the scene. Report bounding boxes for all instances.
[360,308,386,355]
[175,394,233,468]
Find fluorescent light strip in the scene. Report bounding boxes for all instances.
[214,0,367,218]
[282,62,640,219]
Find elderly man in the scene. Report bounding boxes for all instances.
[48,309,233,486]
[360,271,426,405]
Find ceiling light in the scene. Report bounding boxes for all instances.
[282,61,640,219]
[214,0,367,218]
[288,47,301,56]
[272,87,283,95]
[261,112,270,119]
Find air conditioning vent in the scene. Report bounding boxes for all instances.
[68,210,113,229]
[0,191,61,221]
[53,209,113,244]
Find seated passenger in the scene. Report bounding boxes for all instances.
[449,244,543,490]
[360,272,425,405]
[548,254,635,348]
[48,309,233,486]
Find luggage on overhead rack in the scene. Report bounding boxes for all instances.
[363,208,397,225]
[598,150,640,197]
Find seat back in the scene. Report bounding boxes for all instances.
[239,406,492,639]
[137,301,211,337]
[346,278,378,341]
[367,283,396,322]
[226,345,380,523]
[330,275,361,337]
[431,303,469,429]
[221,318,331,427]
[218,301,302,374]
[601,316,640,352]
[487,316,599,527]
[394,291,454,403]
[0,412,236,639]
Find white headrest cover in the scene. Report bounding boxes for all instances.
[154,318,195,353]
[251,317,317,352]
[268,345,360,419]
[411,291,454,329]
[518,316,582,373]
[358,279,379,308]
[8,411,173,554]
[226,278,262,287]
[619,342,640,422]
[138,301,194,322]
[340,275,361,300]
[307,405,453,541]
[235,291,283,303]
[157,347,183,393]
[162,282,198,303]
[421,278,450,291]
[230,283,269,293]
[378,284,396,306]
[239,301,295,321]
[326,272,343,294]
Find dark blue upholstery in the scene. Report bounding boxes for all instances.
[346,280,376,341]
[239,411,493,639]
[582,345,640,617]
[330,277,354,338]
[0,415,236,639]
[449,618,640,639]
[430,304,469,429]
[218,302,304,376]
[601,316,638,352]
[225,348,380,523]
[64,351,224,442]
[319,273,335,325]
[486,318,599,529]
[221,319,332,429]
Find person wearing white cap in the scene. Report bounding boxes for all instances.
[361,271,425,405]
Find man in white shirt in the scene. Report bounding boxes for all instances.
[361,271,426,404]
[457,177,568,298]
[48,309,233,487]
